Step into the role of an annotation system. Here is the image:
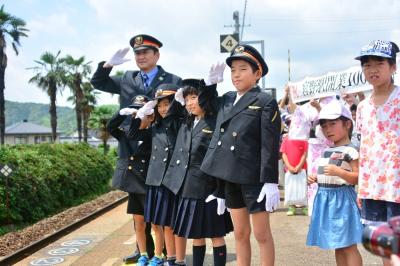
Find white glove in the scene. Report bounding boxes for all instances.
[175,88,185,106]
[119,108,137,116]
[205,194,227,215]
[105,47,130,66]
[205,62,226,85]
[136,100,157,120]
[257,183,280,212]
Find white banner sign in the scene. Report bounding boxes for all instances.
[288,66,375,103]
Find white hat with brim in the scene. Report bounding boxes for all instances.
[318,101,352,123]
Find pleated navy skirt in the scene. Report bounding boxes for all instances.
[173,197,233,239]
[144,185,176,227]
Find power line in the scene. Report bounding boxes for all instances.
[252,17,400,22]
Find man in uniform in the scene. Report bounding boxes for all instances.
[91,34,182,107]
[91,34,181,263]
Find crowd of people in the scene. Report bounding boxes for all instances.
[91,35,400,266]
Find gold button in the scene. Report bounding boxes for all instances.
[165,147,169,151]
[230,146,235,151]
[220,128,225,133]
[176,160,180,165]
[141,160,146,163]
[152,156,155,160]
[232,132,237,137]
[163,158,167,162]
[154,145,157,150]
[217,141,222,146]
[128,165,132,170]
[130,156,134,160]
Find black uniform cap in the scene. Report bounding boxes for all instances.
[226,44,268,77]
[154,83,179,100]
[129,95,151,108]
[130,34,163,51]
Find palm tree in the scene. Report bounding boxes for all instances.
[88,106,115,154]
[81,82,99,143]
[28,51,66,142]
[0,5,28,145]
[62,55,91,142]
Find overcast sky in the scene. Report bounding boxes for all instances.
[3,0,400,107]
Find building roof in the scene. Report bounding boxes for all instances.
[5,120,61,135]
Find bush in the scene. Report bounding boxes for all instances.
[0,143,113,226]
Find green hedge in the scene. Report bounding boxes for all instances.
[0,143,113,226]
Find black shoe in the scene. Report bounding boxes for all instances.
[123,250,140,263]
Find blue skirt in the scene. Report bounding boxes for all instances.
[144,185,176,227]
[306,185,363,249]
[173,197,233,239]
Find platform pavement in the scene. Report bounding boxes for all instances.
[17,200,383,266]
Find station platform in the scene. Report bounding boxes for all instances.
[16,201,381,266]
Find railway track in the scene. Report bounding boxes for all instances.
[0,194,128,266]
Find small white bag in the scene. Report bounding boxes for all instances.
[284,169,308,206]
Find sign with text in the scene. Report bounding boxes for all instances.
[288,66,377,103]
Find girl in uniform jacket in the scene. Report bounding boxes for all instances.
[162,78,233,266]
[128,84,184,266]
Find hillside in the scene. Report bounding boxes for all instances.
[5,100,77,135]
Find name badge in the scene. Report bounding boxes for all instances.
[248,105,261,110]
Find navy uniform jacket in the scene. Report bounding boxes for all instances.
[90,62,182,108]
[106,112,151,194]
[162,117,217,199]
[200,86,281,185]
[128,115,183,187]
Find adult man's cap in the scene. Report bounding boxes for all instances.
[154,83,178,100]
[318,101,352,123]
[355,40,399,60]
[226,44,268,76]
[130,34,163,51]
[129,95,151,108]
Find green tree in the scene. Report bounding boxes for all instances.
[62,55,92,142]
[0,5,28,145]
[28,51,66,142]
[88,105,114,154]
[81,82,99,143]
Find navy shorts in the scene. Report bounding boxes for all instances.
[127,193,146,215]
[361,199,400,223]
[225,181,265,214]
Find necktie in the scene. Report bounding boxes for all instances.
[143,73,149,90]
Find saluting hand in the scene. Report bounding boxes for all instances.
[205,62,226,85]
[104,47,130,67]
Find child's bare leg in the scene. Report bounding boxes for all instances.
[175,235,187,262]
[251,211,274,266]
[230,208,251,266]
[152,224,164,256]
[133,214,147,253]
[164,226,176,257]
[335,249,346,266]
[335,245,362,266]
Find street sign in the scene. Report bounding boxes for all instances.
[220,34,239,53]
[0,164,13,178]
